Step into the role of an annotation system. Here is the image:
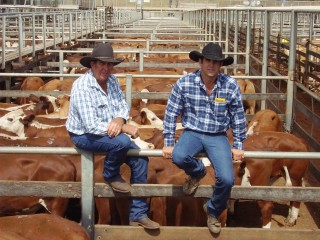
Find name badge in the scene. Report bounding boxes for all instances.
[214,97,226,103]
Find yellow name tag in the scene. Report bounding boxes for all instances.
[214,97,226,103]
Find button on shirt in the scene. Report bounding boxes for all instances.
[66,70,129,135]
[163,70,247,150]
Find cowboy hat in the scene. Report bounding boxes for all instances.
[189,43,234,66]
[80,43,123,68]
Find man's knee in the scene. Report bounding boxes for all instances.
[171,150,186,168]
[118,134,133,150]
[219,174,234,189]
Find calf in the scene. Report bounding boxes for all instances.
[230,131,310,228]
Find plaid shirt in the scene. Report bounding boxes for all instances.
[163,70,247,150]
[66,69,129,135]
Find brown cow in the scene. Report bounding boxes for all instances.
[230,131,310,228]
[0,154,76,217]
[38,78,75,91]
[17,77,45,104]
[246,109,283,136]
[235,71,256,114]
[0,214,89,240]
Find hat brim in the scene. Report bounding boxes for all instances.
[80,56,123,68]
[189,51,234,66]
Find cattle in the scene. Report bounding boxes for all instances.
[0,103,18,108]
[129,107,164,128]
[234,71,256,114]
[140,82,174,105]
[38,78,75,91]
[1,95,58,116]
[0,154,76,217]
[129,108,183,131]
[17,77,45,104]
[0,96,60,138]
[0,113,68,139]
[230,131,310,228]
[246,109,283,136]
[0,94,72,139]
[0,214,89,240]
[36,94,70,119]
[0,136,74,148]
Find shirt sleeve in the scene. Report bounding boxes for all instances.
[229,85,247,150]
[163,82,183,146]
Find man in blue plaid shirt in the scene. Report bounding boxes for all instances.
[162,43,247,234]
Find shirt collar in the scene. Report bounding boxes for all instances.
[195,70,223,89]
[86,69,107,90]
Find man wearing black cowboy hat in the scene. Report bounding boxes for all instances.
[162,43,246,234]
[66,43,160,230]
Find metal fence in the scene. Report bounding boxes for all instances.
[1,1,320,9]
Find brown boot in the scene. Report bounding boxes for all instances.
[104,175,131,193]
[203,203,221,234]
[182,169,207,195]
[129,217,160,230]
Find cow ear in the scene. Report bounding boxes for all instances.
[140,111,147,125]
[39,96,47,101]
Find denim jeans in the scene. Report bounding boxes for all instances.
[69,132,149,221]
[172,129,234,218]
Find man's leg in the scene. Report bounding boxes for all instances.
[126,141,160,229]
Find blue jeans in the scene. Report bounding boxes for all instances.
[69,132,149,221]
[172,129,234,218]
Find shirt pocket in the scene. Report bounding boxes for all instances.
[96,103,108,118]
[212,101,228,118]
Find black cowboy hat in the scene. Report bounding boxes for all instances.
[189,43,234,66]
[80,43,123,68]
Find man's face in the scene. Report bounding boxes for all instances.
[91,60,114,82]
[199,58,222,79]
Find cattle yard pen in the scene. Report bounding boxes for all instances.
[0,147,320,240]
[0,3,320,240]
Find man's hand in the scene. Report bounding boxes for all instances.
[107,118,125,137]
[162,146,174,159]
[231,148,244,161]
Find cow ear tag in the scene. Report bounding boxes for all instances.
[214,97,226,103]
